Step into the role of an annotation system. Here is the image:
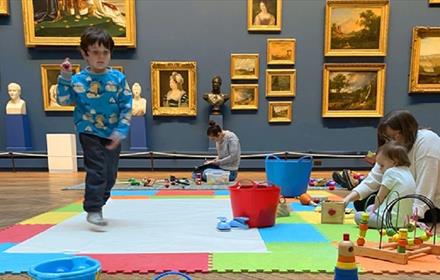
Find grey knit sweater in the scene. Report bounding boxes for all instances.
[216,130,241,171]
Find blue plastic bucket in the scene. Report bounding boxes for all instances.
[265,155,313,197]
[28,256,101,280]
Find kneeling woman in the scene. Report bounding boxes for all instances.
[202,121,241,181]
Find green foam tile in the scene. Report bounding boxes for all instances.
[314,224,383,242]
[53,203,83,212]
[212,243,336,273]
[275,212,307,224]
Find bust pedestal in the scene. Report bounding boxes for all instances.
[208,114,223,151]
[5,115,32,151]
[130,116,148,150]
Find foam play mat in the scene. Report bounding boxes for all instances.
[1,189,440,275]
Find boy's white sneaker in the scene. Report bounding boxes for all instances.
[87,211,107,226]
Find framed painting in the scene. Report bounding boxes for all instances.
[267,38,295,65]
[429,0,440,4]
[266,69,296,97]
[110,65,124,73]
[22,0,136,47]
[248,0,282,32]
[324,0,389,56]
[409,27,440,93]
[41,64,80,112]
[0,0,9,15]
[231,54,259,80]
[322,63,386,118]
[151,61,197,117]
[268,101,292,123]
[231,84,259,110]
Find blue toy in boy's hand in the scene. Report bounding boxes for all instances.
[216,217,231,231]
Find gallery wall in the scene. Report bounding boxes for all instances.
[0,0,439,169]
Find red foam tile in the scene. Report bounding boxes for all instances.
[0,224,53,243]
[156,190,214,196]
[84,253,209,273]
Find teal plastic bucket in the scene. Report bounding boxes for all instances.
[28,256,101,280]
[265,155,313,197]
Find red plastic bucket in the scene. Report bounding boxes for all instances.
[229,180,280,228]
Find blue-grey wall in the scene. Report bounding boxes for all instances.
[0,0,439,168]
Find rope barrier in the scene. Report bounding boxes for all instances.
[0,150,368,159]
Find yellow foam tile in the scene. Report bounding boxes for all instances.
[296,211,321,224]
[19,212,79,225]
[308,190,332,196]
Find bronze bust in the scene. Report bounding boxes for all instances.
[203,76,229,115]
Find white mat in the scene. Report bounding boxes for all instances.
[7,199,267,254]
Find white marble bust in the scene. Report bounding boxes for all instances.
[6,82,27,115]
[131,82,147,116]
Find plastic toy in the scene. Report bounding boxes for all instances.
[216,217,231,232]
[128,178,141,186]
[321,201,345,224]
[356,212,369,246]
[334,233,359,280]
[229,217,250,229]
[299,193,317,206]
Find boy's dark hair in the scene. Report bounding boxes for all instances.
[207,120,222,137]
[377,110,419,151]
[377,141,411,167]
[80,27,114,55]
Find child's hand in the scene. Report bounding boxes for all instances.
[106,134,121,150]
[364,151,376,165]
[60,58,72,72]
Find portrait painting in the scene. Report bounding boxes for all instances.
[266,69,296,97]
[41,64,80,112]
[231,54,259,80]
[151,61,197,117]
[267,38,295,65]
[248,0,282,32]
[22,0,136,47]
[324,0,389,56]
[0,0,9,15]
[409,27,440,93]
[230,84,259,110]
[322,63,386,118]
[268,101,291,123]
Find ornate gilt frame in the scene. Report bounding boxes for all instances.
[429,0,440,4]
[0,0,9,15]
[409,26,440,93]
[151,61,197,117]
[248,0,282,32]
[322,63,386,118]
[267,38,295,65]
[231,54,260,80]
[231,84,259,110]
[268,101,292,123]
[41,64,80,112]
[266,69,296,97]
[324,0,389,56]
[22,0,136,47]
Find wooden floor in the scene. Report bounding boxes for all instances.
[0,171,438,280]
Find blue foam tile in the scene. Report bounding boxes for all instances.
[290,202,315,212]
[214,190,230,196]
[258,224,328,243]
[0,243,16,252]
[0,253,72,274]
[110,190,157,196]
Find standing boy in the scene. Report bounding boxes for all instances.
[58,27,132,226]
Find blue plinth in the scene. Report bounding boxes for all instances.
[208,114,223,151]
[5,115,32,151]
[130,116,148,150]
[334,267,358,280]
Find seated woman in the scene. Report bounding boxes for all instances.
[196,121,241,182]
[344,110,440,222]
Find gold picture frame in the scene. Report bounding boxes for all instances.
[266,69,296,97]
[429,0,440,4]
[231,84,259,110]
[151,61,197,117]
[267,38,295,65]
[0,0,9,15]
[41,64,80,112]
[268,101,292,123]
[248,0,282,32]
[324,0,389,56]
[409,26,440,93]
[231,54,259,80]
[322,63,386,118]
[22,0,136,47]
